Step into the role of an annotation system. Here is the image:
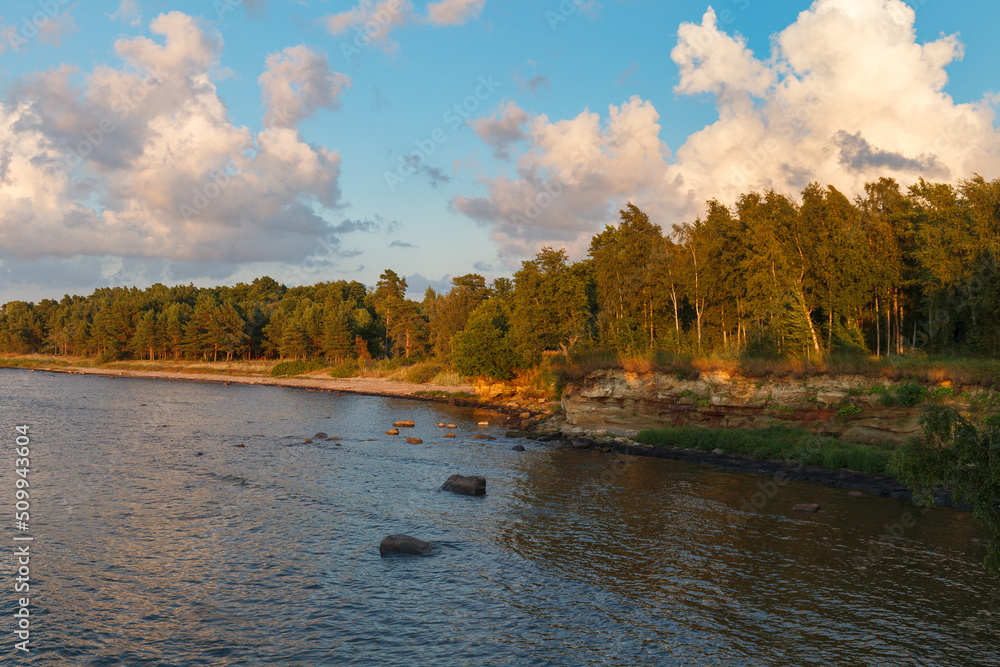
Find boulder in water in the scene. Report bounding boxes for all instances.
[386,428,400,435]
[512,444,525,452]
[793,504,821,513]
[393,420,416,428]
[472,434,495,440]
[379,534,433,557]
[442,474,486,496]
[315,432,327,439]
[406,437,423,444]
[444,433,456,438]
[446,424,457,429]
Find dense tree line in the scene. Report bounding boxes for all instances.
[3,176,999,376]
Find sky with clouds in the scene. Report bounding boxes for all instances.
[1,0,998,303]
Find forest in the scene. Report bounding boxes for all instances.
[2,175,1000,380]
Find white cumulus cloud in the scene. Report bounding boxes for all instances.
[259,45,351,128]
[0,12,348,267]
[426,0,486,26]
[324,0,413,54]
[454,0,1000,262]
[323,0,485,55]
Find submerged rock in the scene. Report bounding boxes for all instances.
[444,434,456,438]
[379,534,433,557]
[406,437,423,444]
[472,434,495,440]
[315,432,327,439]
[442,474,486,496]
[512,444,526,452]
[793,504,821,513]
[393,420,416,428]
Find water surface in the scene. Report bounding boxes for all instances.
[1,368,997,665]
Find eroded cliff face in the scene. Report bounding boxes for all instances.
[561,370,994,444]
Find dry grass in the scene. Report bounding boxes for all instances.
[0,354,277,377]
[562,349,1000,388]
[430,371,464,386]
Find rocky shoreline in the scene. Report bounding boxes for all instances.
[7,362,952,505]
[508,415,951,505]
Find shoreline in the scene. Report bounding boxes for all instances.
[1,360,931,502]
[2,362,537,424]
[514,417,934,504]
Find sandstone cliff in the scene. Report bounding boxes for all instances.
[561,370,996,444]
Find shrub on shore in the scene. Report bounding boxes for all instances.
[271,360,326,377]
[403,362,445,384]
[890,406,1000,573]
[329,361,359,378]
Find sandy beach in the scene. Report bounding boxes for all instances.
[14,363,479,402]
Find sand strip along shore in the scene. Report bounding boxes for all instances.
[15,364,478,402]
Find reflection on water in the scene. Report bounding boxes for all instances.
[1,368,997,665]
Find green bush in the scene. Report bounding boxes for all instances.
[838,403,862,417]
[404,363,445,384]
[890,406,1000,573]
[874,382,927,406]
[329,361,358,378]
[271,360,326,377]
[879,390,899,406]
[895,382,927,406]
[452,300,523,380]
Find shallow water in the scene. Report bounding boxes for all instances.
[1,368,997,665]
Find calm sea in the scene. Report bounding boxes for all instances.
[1,368,997,665]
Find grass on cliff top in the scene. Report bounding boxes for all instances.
[561,349,1000,388]
[634,425,895,476]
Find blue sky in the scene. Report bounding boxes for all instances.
[1,0,999,303]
